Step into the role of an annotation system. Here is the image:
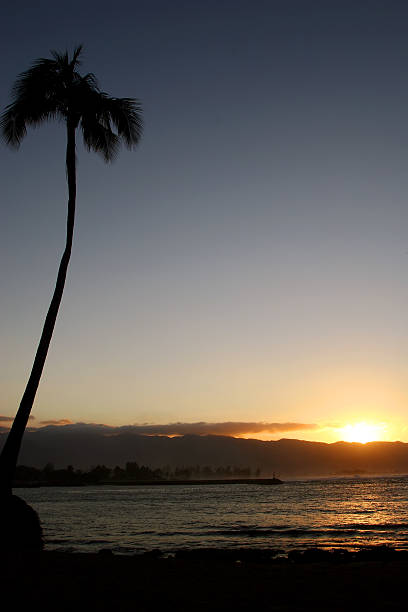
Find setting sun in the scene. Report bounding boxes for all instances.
[340,422,385,444]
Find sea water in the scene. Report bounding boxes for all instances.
[20,476,408,554]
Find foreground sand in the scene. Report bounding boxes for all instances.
[2,550,407,610]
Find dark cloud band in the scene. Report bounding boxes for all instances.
[41,421,318,436]
[118,422,318,436]
[39,419,73,426]
[0,415,35,422]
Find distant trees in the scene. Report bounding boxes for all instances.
[14,462,163,485]
[13,462,262,485]
[124,462,163,481]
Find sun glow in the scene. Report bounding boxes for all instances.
[340,422,385,444]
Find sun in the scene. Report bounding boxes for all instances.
[340,422,384,444]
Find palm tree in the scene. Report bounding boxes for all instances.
[0,47,143,496]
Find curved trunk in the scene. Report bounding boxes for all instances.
[0,121,77,495]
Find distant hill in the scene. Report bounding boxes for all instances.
[1,423,408,476]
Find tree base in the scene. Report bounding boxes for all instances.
[0,494,43,551]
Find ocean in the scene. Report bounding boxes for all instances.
[21,475,408,555]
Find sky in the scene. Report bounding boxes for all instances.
[1,0,408,443]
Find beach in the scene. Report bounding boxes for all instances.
[3,549,407,611]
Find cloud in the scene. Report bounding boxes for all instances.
[0,419,318,438]
[39,419,73,426]
[322,422,343,430]
[116,421,319,437]
[0,415,35,422]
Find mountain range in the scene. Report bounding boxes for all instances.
[1,423,408,477]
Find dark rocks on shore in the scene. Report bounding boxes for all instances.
[0,494,43,551]
[174,547,285,562]
[137,544,408,565]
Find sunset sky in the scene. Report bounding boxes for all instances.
[1,0,408,444]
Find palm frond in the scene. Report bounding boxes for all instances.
[0,59,61,146]
[81,114,120,162]
[82,72,99,89]
[0,104,27,146]
[0,100,57,146]
[50,49,69,66]
[78,87,142,159]
[102,95,143,148]
[71,45,83,67]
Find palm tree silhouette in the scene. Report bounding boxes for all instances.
[0,47,143,497]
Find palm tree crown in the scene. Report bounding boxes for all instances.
[1,45,142,160]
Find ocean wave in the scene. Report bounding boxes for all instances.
[337,523,408,531]
[210,523,408,538]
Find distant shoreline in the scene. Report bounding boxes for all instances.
[101,477,284,486]
[14,477,284,488]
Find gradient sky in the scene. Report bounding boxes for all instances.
[1,0,408,443]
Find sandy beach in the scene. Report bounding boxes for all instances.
[2,549,407,611]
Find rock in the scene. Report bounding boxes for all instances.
[0,494,43,551]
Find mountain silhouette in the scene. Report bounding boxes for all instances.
[1,424,408,477]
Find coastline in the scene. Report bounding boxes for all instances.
[3,548,407,610]
[100,477,284,486]
[14,477,284,488]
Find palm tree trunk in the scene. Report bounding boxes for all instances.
[0,121,76,495]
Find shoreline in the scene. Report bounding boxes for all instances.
[14,477,284,488]
[100,477,284,486]
[43,543,408,562]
